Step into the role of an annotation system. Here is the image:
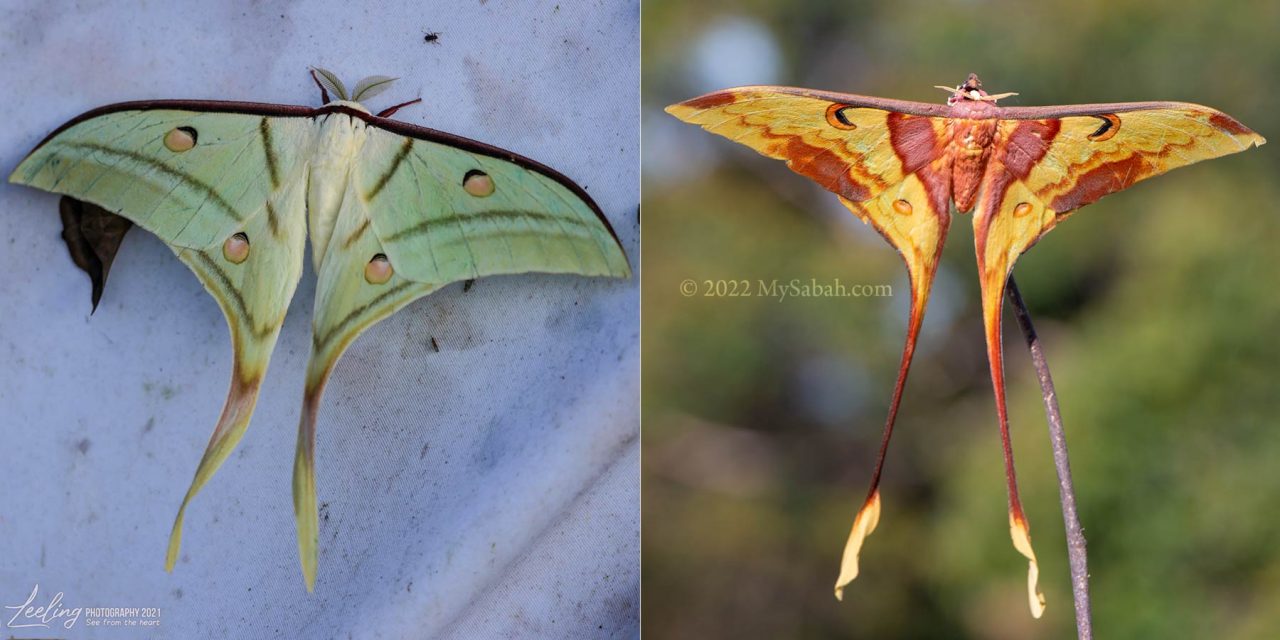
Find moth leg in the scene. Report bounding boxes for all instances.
[376,98,422,118]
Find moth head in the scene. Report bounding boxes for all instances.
[933,73,1017,105]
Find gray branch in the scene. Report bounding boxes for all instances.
[1006,276,1094,639]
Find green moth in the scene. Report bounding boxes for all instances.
[8,68,631,591]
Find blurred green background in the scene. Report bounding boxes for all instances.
[641,1,1279,638]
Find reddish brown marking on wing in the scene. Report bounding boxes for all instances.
[1002,120,1061,178]
[1049,154,1149,213]
[684,92,738,110]
[972,179,1001,260]
[887,112,942,174]
[885,112,952,212]
[967,119,1060,222]
[778,137,873,202]
[916,162,952,219]
[1208,111,1253,135]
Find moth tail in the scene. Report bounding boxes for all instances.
[980,270,1046,619]
[166,246,296,573]
[165,360,265,572]
[293,370,329,593]
[835,258,936,601]
[291,307,383,592]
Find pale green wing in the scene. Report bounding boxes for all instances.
[290,120,630,591]
[7,102,316,572]
[293,177,439,590]
[357,125,631,282]
[9,104,315,249]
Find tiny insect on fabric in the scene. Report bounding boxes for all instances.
[667,73,1263,618]
[9,68,630,591]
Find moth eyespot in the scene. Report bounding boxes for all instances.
[365,253,393,284]
[164,126,198,152]
[1087,114,1121,142]
[825,104,858,130]
[222,232,250,263]
[1013,202,1034,217]
[892,199,913,216]
[463,170,495,197]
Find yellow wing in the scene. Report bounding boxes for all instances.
[667,86,954,600]
[976,106,1266,374]
[971,105,1264,618]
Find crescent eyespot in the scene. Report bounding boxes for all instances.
[825,104,858,130]
[1087,114,1121,142]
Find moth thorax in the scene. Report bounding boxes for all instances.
[325,99,371,114]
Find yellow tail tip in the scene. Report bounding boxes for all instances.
[834,490,882,601]
[1009,513,1046,618]
[164,509,186,573]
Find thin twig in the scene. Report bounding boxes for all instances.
[1006,277,1093,639]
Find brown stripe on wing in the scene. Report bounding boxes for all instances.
[364,138,414,202]
[384,209,594,243]
[682,90,739,110]
[886,112,943,174]
[311,281,415,353]
[1208,111,1254,135]
[774,136,873,202]
[59,142,245,223]
[259,117,280,189]
[1048,154,1148,213]
[189,251,278,340]
[265,201,281,237]
[341,218,371,249]
[1001,119,1061,178]
[885,112,952,211]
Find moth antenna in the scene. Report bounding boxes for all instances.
[309,66,349,102]
[309,68,331,104]
[981,92,1020,102]
[933,85,960,94]
[351,75,399,102]
[376,98,423,118]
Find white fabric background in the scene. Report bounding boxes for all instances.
[0,1,639,638]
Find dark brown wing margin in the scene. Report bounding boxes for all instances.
[682,85,953,117]
[20,99,625,251]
